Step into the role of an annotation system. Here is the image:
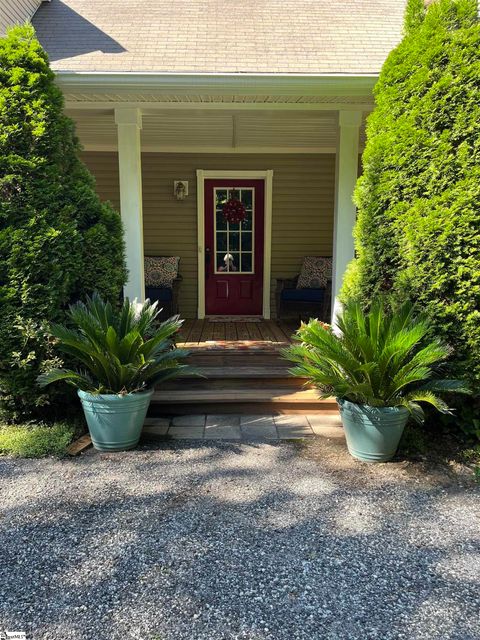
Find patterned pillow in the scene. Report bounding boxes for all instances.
[296,257,332,289]
[144,256,179,288]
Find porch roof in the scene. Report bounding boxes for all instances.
[32,0,406,76]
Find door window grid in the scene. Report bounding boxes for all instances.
[214,187,255,274]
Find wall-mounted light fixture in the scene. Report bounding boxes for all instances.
[174,180,188,200]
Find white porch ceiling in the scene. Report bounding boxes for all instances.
[70,109,367,153]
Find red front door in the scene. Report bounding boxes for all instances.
[205,179,264,315]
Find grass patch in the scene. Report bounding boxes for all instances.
[0,422,76,458]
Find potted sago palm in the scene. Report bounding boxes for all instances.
[284,300,468,462]
[38,293,190,451]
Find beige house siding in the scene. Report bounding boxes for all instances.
[0,0,41,34]
[82,152,335,318]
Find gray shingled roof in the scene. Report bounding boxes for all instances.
[33,0,406,75]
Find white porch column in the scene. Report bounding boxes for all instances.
[331,110,362,322]
[115,107,145,302]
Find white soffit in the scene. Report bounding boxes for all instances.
[65,93,373,106]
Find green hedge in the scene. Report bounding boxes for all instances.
[342,0,480,418]
[0,25,127,420]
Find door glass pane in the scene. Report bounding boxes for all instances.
[217,252,239,272]
[241,232,252,251]
[216,232,227,251]
[241,253,253,272]
[217,252,240,272]
[216,211,227,230]
[241,215,252,231]
[229,232,240,252]
[229,253,240,272]
[216,190,228,207]
[214,187,255,274]
[241,189,252,210]
[216,253,225,271]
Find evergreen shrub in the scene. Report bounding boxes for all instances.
[342,0,480,425]
[0,25,126,420]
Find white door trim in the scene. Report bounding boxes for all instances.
[196,169,274,319]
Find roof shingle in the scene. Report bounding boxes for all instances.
[33,0,407,75]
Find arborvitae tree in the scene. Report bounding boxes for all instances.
[403,0,426,34]
[0,25,126,420]
[342,0,480,424]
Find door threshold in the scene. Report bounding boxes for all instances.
[206,315,264,322]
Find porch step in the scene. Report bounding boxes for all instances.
[169,367,307,390]
[150,387,336,415]
[150,341,336,416]
[184,349,286,368]
[153,387,329,403]
[185,366,292,384]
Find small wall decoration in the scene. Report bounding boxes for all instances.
[174,180,188,200]
[223,189,246,224]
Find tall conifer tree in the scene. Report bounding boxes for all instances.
[0,25,126,419]
[343,0,480,419]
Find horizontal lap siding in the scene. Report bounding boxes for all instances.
[269,158,335,296]
[0,0,40,34]
[141,155,198,319]
[81,152,335,319]
[82,152,120,209]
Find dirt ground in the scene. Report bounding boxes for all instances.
[297,424,477,490]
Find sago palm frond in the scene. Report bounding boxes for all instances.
[37,294,190,394]
[37,368,95,391]
[283,299,469,420]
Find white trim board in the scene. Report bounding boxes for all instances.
[196,169,274,319]
[81,144,338,154]
[57,72,377,98]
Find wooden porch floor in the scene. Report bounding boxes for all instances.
[152,318,337,415]
[177,319,298,349]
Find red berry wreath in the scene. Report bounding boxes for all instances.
[223,191,247,224]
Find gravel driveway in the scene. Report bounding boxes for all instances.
[1,438,479,640]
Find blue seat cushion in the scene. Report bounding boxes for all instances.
[145,286,173,302]
[281,288,325,303]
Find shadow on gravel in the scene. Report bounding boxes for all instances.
[0,440,479,640]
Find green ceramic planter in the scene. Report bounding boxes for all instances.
[337,398,409,463]
[78,388,154,452]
